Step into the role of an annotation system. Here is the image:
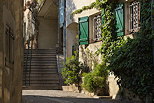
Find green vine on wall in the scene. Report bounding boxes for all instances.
[72,0,153,101]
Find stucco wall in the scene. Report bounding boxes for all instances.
[66,0,99,27]
[0,1,23,103]
[38,18,58,49]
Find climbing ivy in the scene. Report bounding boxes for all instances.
[106,0,153,100]
[73,0,153,100]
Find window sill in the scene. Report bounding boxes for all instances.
[89,40,102,44]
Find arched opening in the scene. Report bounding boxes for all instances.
[66,22,78,57]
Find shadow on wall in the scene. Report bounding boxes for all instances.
[66,0,77,27]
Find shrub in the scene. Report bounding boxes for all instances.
[62,54,85,85]
[82,63,108,94]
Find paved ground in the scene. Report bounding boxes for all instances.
[22,90,132,103]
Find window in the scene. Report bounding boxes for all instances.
[93,14,102,41]
[129,1,140,33]
[5,25,14,68]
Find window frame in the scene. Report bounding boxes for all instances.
[129,1,141,33]
[92,13,102,42]
[5,25,15,68]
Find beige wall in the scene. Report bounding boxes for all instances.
[0,1,4,102]
[0,1,23,103]
[38,18,58,49]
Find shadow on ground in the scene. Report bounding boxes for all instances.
[23,95,138,103]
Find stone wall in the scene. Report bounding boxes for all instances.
[0,1,23,103]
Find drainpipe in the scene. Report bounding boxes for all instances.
[63,0,66,62]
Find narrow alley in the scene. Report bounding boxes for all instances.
[0,0,153,103]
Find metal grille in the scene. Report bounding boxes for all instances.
[93,14,102,41]
[129,1,140,32]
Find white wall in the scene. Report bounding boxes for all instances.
[66,0,99,27]
[66,23,78,57]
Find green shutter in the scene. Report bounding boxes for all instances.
[101,8,105,24]
[79,16,89,45]
[115,3,124,36]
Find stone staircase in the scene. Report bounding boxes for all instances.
[23,49,62,90]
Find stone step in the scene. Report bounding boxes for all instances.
[23,72,58,74]
[23,86,62,90]
[23,72,59,75]
[24,54,57,57]
[23,84,60,88]
[24,62,57,65]
[23,77,59,81]
[24,50,57,54]
[24,61,57,63]
[23,79,60,83]
[24,55,57,58]
[24,67,58,70]
[24,63,57,66]
[24,67,57,70]
[24,49,57,51]
[24,58,57,61]
[23,74,59,78]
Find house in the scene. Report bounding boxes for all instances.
[0,1,23,103]
[62,0,143,99]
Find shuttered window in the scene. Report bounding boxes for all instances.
[5,25,14,68]
[115,3,124,36]
[79,16,89,45]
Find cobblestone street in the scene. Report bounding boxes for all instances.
[22,90,121,103]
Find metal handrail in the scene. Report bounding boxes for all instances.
[24,40,33,86]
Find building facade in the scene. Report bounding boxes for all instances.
[0,0,23,103]
[63,0,119,99]
[62,0,146,99]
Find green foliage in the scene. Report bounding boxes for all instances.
[62,54,84,85]
[82,64,108,93]
[106,0,154,100]
[107,37,153,98]
[71,0,153,100]
[72,0,109,15]
[72,2,96,15]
